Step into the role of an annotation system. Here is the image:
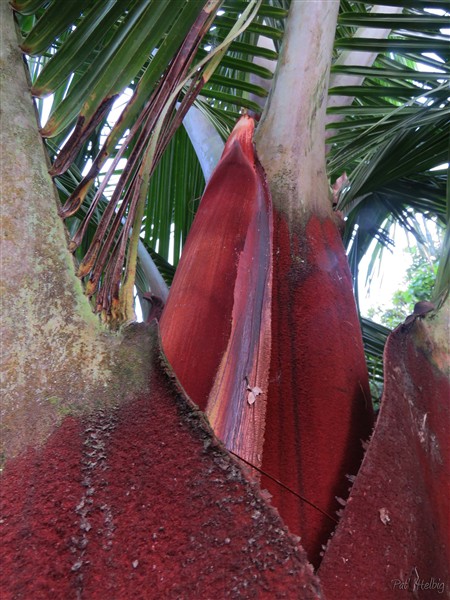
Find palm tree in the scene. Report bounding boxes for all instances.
[2,0,448,597]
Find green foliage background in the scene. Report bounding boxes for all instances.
[369,246,440,329]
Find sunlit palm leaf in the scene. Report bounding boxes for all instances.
[143,124,205,267]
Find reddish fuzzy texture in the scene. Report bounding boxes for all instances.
[205,145,272,466]
[160,116,270,415]
[262,211,373,568]
[318,320,450,599]
[0,328,323,599]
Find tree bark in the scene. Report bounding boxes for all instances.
[255,0,339,220]
[0,3,151,460]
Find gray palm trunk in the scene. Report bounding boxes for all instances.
[0,3,150,459]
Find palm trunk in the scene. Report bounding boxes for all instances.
[255,0,373,566]
[182,104,224,182]
[0,2,151,459]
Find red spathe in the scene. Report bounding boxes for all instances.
[318,317,450,599]
[262,211,374,568]
[160,116,271,425]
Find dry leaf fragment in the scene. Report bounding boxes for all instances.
[247,385,263,405]
[379,507,391,525]
[332,172,349,205]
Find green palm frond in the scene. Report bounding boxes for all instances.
[326,0,449,308]
[13,0,449,383]
[434,158,450,306]
[361,317,391,406]
[14,0,282,324]
[324,0,449,394]
[142,124,205,268]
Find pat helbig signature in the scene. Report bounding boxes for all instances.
[391,567,446,594]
